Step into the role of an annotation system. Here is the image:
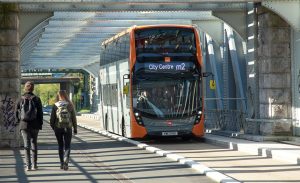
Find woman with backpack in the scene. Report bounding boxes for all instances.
[50,90,77,170]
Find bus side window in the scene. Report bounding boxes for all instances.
[125,34,130,57]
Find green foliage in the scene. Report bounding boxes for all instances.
[34,84,60,106]
[79,108,90,113]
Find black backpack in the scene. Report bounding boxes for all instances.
[20,95,37,122]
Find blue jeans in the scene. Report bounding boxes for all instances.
[54,128,72,165]
[21,129,39,168]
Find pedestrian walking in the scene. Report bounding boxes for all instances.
[15,81,43,171]
[50,90,77,170]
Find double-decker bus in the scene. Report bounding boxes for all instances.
[99,25,204,139]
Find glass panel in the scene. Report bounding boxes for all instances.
[135,27,196,62]
[132,77,201,119]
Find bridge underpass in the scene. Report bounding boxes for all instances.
[20,77,80,103]
[0,0,300,148]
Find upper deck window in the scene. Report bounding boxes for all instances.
[135,27,196,62]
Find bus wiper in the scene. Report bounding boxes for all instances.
[135,75,152,81]
[137,53,164,57]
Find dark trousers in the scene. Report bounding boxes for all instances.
[54,128,72,165]
[21,129,39,168]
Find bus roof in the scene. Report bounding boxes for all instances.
[101,24,196,46]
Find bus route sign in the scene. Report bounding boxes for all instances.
[145,62,194,72]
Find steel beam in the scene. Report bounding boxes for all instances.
[48,19,193,27]
[213,10,247,40]
[193,20,223,45]
[206,34,223,110]
[225,25,246,112]
[21,11,221,71]
[245,2,258,119]
[17,2,249,12]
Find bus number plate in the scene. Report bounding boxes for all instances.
[162,132,178,136]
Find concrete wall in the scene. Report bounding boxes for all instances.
[255,7,292,136]
[0,3,21,147]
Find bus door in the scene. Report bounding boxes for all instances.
[107,64,118,134]
[100,67,109,131]
[119,60,131,137]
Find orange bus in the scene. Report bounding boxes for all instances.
[99,25,204,139]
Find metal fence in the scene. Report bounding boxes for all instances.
[204,109,246,132]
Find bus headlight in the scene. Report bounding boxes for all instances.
[134,112,144,126]
[194,111,202,124]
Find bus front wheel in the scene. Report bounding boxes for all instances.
[181,136,192,141]
[121,117,126,137]
[105,114,108,131]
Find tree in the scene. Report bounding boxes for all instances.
[34,84,59,106]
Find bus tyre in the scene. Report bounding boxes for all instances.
[122,118,126,137]
[105,114,108,130]
[194,137,205,142]
[181,136,192,141]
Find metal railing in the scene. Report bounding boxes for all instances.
[204,109,246,132]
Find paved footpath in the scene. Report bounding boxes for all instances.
[0,116,214,183]
[77,115,300,183]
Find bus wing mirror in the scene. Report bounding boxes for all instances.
[123,84,129,95]
[123,74,130,80]
[123,74,130,95]
[202,72,214,78]
[123,74,130,85]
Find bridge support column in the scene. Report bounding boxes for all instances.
[0,3,21,147]
[246,6,292,136]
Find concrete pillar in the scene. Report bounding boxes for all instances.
[254,7,292,136]
[0,3,21,147]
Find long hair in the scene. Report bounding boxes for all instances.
[56,90,73,106]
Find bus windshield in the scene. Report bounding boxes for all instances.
[132,76,201,119]
[135,27,196,62]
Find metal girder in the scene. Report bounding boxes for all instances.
[225,25,247,112]
[51,11,214,20]
[19,12,53,40]
[33,47,99,51]
[44,26,127,32]
[17,2,250,12]
[48,19,193,27]
[83,62,100,77]
[20,18,50,65]
[193,20,223,44]
[35,41,101,45]
[245,2,258,119]
[29,56,99,61]
[21,11,222,71]
[212,10,247,40]
[262,0,300,31]
[206,34,224,110]
[23,60,99,68]
[41,33,114,37]
[3,0,262,2]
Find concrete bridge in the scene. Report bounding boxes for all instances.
[21,77,80,99]
[0,0,300,147]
